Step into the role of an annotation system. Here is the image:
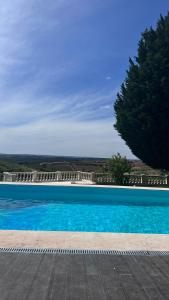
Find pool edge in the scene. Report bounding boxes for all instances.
[1,181,169,191]
[0,230,169,252]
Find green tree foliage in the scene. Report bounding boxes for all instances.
[107,153,131,184]
[114,13,169,170]
[0,161,32,173]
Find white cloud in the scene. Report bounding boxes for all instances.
[0,117,134,158]
[0,85,116,126]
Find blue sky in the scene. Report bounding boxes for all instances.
[0,0,168,158]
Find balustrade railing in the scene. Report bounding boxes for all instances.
[94,173,116,184]
[2,171,169,187]
[94,173,169,187]
[3,171,94,183]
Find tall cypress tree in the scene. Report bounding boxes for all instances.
[114,13,169,170]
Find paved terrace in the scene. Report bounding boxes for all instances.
[0,231,169,299]
[0,251,169,299]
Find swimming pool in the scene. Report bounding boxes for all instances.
[0,184,169,233]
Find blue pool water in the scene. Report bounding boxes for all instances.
[0,184,169,233]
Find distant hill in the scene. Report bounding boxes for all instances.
[0,154,107,172]
[0,154,163,175]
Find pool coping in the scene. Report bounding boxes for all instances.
[0,230,169,252]
[1,181,169,191]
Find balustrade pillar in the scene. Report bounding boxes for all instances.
[3,172,13,182]
[165,175,169,186]
[56,171,61,181]
[32,171,38,182]
[91,172,95,182]
[77,171,82,181]
[141,174,147,185]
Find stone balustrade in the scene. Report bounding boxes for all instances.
[2,171,169,187]
[3,171,95,183]
[94,173,169,187]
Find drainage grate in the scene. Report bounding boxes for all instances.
[0,247,168,256]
